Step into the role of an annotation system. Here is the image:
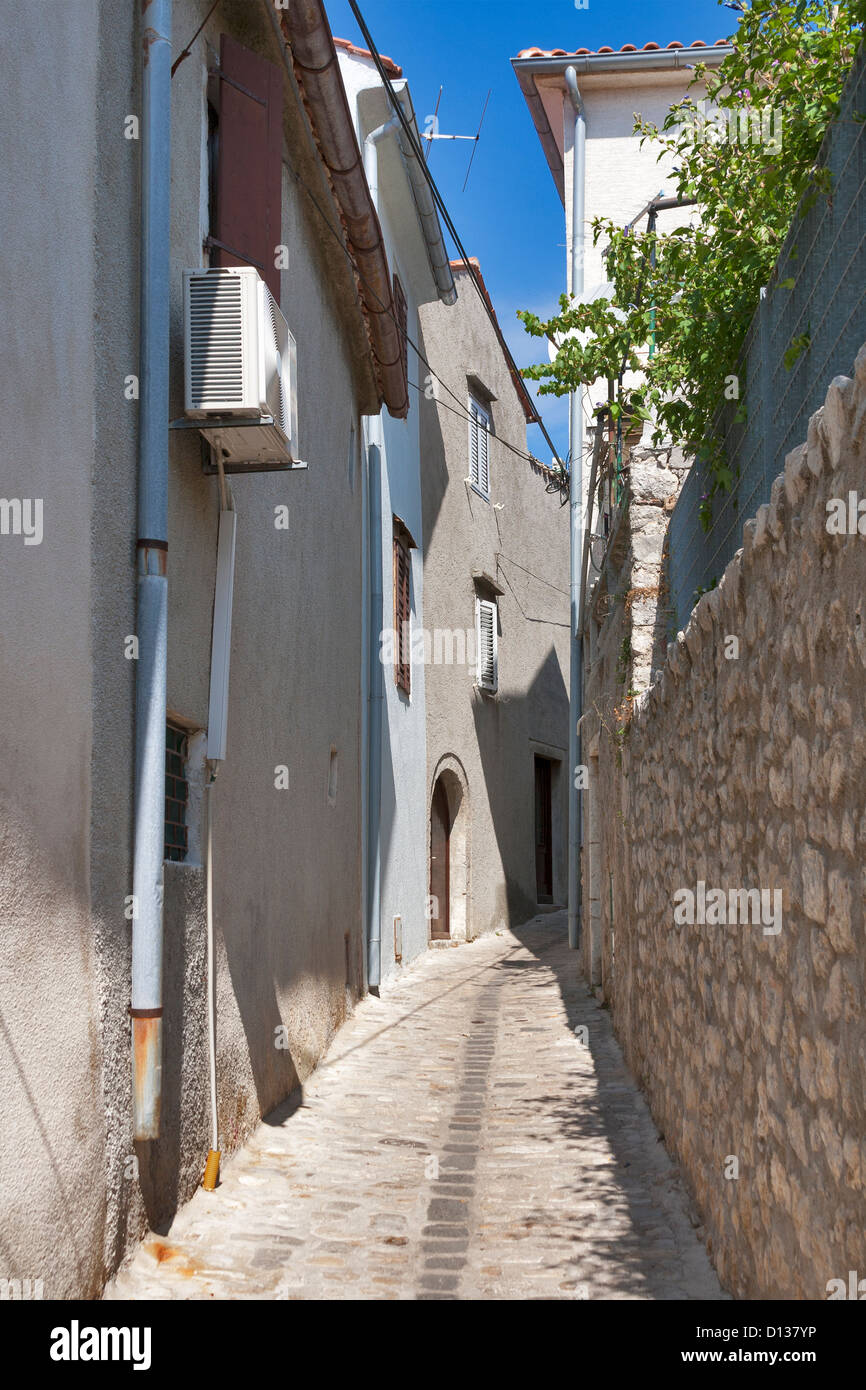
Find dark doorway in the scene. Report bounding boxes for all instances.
[430,777,451,938]
[534,756,553,903]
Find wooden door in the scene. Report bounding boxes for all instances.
[430,779,450,939]
[535,756,553,903]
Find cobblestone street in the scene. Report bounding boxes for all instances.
[107,914,723,1301]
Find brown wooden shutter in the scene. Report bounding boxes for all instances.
[393,528,411,695]
[393,272,408,389]
[213,34,283,301]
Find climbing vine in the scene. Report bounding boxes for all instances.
[519,0,866,520]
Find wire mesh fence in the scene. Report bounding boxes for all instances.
[668,50,866,630]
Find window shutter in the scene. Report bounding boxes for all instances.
[213,34,283,301]
[477,599,498,691]
[393,532,411,695]
[477,409,489,494]
[393,273,408,388]
[469,398,490,496]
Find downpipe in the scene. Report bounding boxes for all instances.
[132,0,172,1140]
[364,113,401,208]
[565,66,585,953]
[366,438,384,992]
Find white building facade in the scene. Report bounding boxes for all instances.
[337,43,457,982]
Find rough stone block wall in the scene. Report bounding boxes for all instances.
[589,351,866,1298]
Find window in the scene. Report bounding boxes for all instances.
[393,521,412,695]
[165,722,190,862]
[469,396,490,497]
[393,272,408,393]
[476,597,498,692]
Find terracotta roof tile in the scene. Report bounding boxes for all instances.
[333,36,402,78]
[515,39,731,60]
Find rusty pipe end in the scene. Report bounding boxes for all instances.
[202,1149,221,1192]
[132,1015,163,1140]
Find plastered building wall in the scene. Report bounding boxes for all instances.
[0,0,107,1302]
[2,0,375,1296]
[419,272,570,937]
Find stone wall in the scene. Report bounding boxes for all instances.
[583,349,866,1298]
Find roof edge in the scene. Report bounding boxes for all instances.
[279,0,408,418]
[333,35,402,78]
[450,258,535,424]
[512,43,732,203]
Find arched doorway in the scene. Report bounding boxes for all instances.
[429,761,469,943]
[430,779,451,940]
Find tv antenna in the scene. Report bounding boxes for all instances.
[420,88,491,192]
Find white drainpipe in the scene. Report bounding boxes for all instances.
[565,66,585,953]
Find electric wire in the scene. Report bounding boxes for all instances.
[171,0,221,78]
[279,149,560,475]
[406,381,553,471]
[345,0,567,474]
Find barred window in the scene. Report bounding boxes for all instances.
[165,722,190,862]
[393,526,412,696]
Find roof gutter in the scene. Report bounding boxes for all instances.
[275,0,408,417]
[390,82,457,306]
[514,45,732,79]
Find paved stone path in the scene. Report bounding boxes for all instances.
[106,913,724,1300]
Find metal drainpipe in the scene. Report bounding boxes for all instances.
[564,67,585,953]
[366,437,384,992]
[363,117,396,992]
[365,114,400,210]
[132,0,172,1140]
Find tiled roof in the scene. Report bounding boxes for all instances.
[516,40,731,59]
[333,36,402,78]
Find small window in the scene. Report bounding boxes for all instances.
[469,396,490,497]
[393,272,408,399]
[327,746,338,805]
[476,597,498,692]
[393,521,412,696]
[165,722,190,862]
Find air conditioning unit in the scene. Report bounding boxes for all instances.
[183,266,300,470]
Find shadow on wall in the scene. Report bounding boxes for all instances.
[0,1006,101,1295]
[416,326,449,563]
[136,867,208,1236]
[472,645,569,929]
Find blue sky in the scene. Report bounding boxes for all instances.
[325,0,738,461]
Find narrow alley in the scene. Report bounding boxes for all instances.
[107,915,722,1302]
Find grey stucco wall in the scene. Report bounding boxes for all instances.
[0,0,106,1298]
[419,271,570,939]
[115,0,370,1265]
[3,0,376,1296]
